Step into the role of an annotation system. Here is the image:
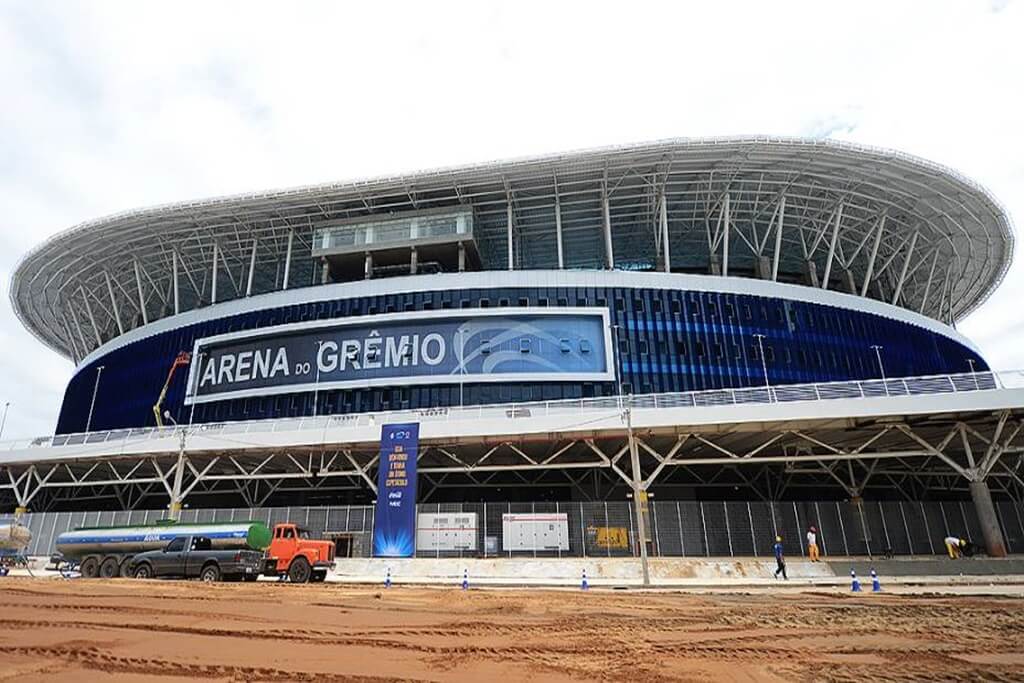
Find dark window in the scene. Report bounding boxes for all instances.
[166,537,186,552]
[619,338,630,353]
[557,297,568,307]
[460,299,471,308]
[498,298,510,307]
[724,302,735,319]
[676,341,688,356]
[671,300,682,314]
[652,300,663,313]
[695,341,706,357]
[713,342,723,359]
[733,343,742,360]
[639,340,649,355]
[480,299,490,308]
[635,299,645,312]
[766,346,776,363]
[518,297,529,307]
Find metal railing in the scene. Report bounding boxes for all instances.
[1,370,1020,454]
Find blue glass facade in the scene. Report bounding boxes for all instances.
[56,284,987,434]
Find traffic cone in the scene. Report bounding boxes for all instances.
[384,567,392,589]
[581,569,589,591]
[850,569,862,592]
[461,568,469,590]
[871,568,881,592]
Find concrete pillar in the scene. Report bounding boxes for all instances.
[755,256,771,280]
[364,252,373,280]
[410,247,418,275]
[969,479,1007,558]
[804,261,820,288]
[458,242,466,272]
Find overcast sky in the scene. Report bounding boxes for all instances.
[1,0,1022,439]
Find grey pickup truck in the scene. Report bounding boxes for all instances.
[128,535,263,582]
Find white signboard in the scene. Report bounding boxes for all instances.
[416,513,478,551]
[501,513,569,551]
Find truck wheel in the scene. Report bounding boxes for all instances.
[288,557,311,583]
[99,557,121,579]
[80,556,100,579]
[119,559,133,578]
[200,564,221,582]
[133,563,153,579]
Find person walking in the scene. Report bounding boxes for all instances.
[773,535,788,580]
[806,525,820,562]
[944,535,965,559]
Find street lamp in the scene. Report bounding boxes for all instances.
[869,345,888,396]
[0,401,9,441]
[752,334,771,399]
[967,358,979,390]
[85,365,105,433]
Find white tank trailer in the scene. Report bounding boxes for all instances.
[0,523,32,556]
[54,520,272,579]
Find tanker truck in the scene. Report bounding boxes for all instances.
[54,520,334,582]
[0,523,32,575]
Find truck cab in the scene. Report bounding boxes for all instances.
[264,523,334,583]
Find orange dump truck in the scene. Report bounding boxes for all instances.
[263,523,335,583]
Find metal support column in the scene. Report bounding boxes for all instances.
[821,203,843,289]
[721,194,730,276]
[133,259,148,325]
[555,196,565,269]
[172,250,180,314]
[506,200,514,271]
[860,215,885,297]
[602,188,614,270]
[282,229,294,290]
[771,195,785,281]
[891,231,919,304]
[210,241,219,304]
[246,238,257,296]
[659,191,670,273]
[626,401,650,586]
[104,271,124,334]
[969,479,1008,557]
[168,429,187,520]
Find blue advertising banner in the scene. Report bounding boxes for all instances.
[372,422,420,557]
[184,307,613,404]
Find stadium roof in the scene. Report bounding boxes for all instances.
[10,136,1015,362]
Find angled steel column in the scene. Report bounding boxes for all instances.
[246,238,257,296]
[602,187,614,269]
[660,191,670,273]
[133,259,148,325]
[860,215,885,297]
[555,195,565,269]
[771,195,786,281]
[625,399,650,586]
[821,202,844,289]
[79,287,103,346]
[172,250,180,314]
[211,241,219,304]
[104,271,124,334]
[506,200,514,271]
[721,194,730,277]
[891,231,919,304]
[282,229,294,290]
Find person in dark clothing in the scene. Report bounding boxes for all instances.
[773,535,788,580]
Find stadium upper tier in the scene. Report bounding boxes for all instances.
[11,137,1014,362]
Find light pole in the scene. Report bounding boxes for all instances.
[85,365,105,433]
[869,345,888,396]
[163,411,187,521]
[752,334,771,400]
[967,358,979,390]
[0,401,9,441]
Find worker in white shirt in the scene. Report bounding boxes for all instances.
[944,535,965,559]
[806,525,820,562]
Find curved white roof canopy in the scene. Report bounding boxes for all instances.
[10,136,1014,361]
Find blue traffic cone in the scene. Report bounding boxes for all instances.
[871,568,881,592]
[581,569,589,591]
[384,567,392,589]
[851,569,862,592]
[461,568,469,590]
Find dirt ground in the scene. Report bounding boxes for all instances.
[1,578,1022,682]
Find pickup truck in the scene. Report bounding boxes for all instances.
[128,535,263,582]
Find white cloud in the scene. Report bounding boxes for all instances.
[0,0,1022,437]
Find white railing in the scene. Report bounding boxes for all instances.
[1,370,1021,454]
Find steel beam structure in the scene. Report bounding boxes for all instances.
[12,138,1012,359]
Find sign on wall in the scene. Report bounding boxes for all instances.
[372,423,420,557]
[501,513,570,551]
[416,512,478,552]
[184,308,612,405]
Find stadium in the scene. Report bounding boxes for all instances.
[4,137,1024,559]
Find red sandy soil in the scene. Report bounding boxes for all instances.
[0,578,1022,681]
